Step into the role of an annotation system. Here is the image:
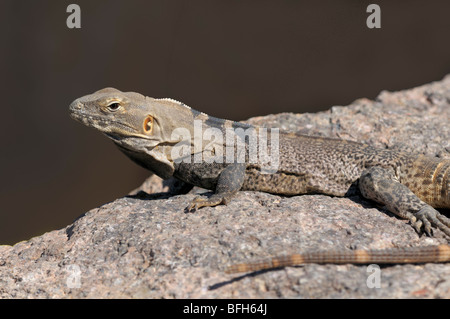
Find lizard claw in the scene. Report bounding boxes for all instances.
[185,202,198,213]
[185,196,212,212]
[185,198,204,212]
[185,194,229,212]
[413,206,450,237]
[409,217,423,235]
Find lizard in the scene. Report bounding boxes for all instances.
[69,87,450,273]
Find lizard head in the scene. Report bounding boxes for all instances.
[69,87,197,179]
[69,87,194,148]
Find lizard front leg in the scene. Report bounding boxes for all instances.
[186,163,246,211]
[359,166,450,237]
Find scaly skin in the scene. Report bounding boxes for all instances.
[225,245,450,274]
[69,88,450,273]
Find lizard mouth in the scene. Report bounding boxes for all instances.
[70,110,138,134]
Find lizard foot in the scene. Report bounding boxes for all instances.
[185,194,231,212]
[410,206,450,237]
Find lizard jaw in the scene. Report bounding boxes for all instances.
[70,101,144,137]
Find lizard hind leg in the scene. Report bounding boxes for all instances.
[359,166,450,237]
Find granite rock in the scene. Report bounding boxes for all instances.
[1,76,449,298]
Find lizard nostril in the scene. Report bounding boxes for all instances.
[69,100,82,112]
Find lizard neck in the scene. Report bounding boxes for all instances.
[188,108,254,132]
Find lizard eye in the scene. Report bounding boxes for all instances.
[143,115,153,134]
[107,102,121,112]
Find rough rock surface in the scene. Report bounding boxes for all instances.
[1,76,450,298]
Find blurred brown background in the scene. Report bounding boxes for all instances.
[1,0,449,245]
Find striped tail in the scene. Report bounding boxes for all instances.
[224,245,450,274]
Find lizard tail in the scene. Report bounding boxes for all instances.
[224,244,450,274]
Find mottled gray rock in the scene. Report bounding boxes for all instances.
[1,76,449,298]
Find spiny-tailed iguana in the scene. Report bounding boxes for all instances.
[69,88,450,273]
